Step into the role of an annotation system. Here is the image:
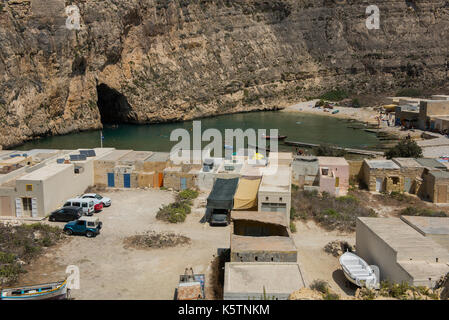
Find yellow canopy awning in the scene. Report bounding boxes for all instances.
[383,104,397,111]
[233,178,261,210]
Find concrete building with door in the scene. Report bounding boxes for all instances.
[356,217,449,288]
[392,158,425,195]
[258,165,292,223]
[163,167,198,191]
[317,157,349,196]
[93,149,132,187]
[418,100,449,130]
[430,115,449,132]
[291,156,319,187]
[395,104,419,128]
[0,160,94,219]
[143,152,171,188]
[118,151,153,171]
[361,159,402,193]
[421,170,449,203]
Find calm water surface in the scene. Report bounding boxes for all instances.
[15,111,379,152]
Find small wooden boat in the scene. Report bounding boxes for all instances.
[262,135,287,141]
[0,279,69,300]
[339,252,379,289]
[332,110,340,115]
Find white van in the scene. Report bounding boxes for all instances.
[63,198,95,216]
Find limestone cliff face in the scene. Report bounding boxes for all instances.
[1,0,449,148]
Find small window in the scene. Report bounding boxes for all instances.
[82,203,87,207]
[73,202,80,207]
[64,202,71,207]
[25,184,33,192]
[279,197,283,201]
[87,222,95,227]
[392,177,400,185]
[265,197,269,201]
[76,221,84,225]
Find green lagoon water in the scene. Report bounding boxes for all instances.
[15,111,380,152]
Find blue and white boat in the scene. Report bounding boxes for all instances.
[0,279,69,300]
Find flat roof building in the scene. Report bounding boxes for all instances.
[224,262,306,300]
[356,217,449,287]
[258,165,292,223]
[401,216,449,249]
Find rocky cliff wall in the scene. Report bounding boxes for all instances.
[0,0,448,148]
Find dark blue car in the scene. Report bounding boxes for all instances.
[63,216,102,238]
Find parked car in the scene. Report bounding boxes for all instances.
[94,202,103,212]
[63,198,95,216]
[49,206,83,222]
[63,216,102,238]
[81,193,111,207]
[209,209,230,226]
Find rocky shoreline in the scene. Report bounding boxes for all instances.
[1,1,449,149]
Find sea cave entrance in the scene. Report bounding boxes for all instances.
[96,84,132,124]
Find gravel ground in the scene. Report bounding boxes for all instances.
[291,220,357,297]
[16,189,362,300]
[17,189,230,300]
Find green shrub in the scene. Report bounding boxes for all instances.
[177,189,199,202]
[336,195,359,204]
[351,98,361,108]
[323,292,340,300]
[396,88,422,98]
[310,280,329,294]
[400,207,447,217]
[385,139,423,159]
[316,144,346,157]
[0,252,16,264]
[321,208,341,218]
[0,223,62,285]
[156,201,192,223]
[319,89,349,101]
[389,191,406,201]
[290,221,297,233]
[291,190,377,231]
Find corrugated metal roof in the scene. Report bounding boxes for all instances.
[415,158,447,169]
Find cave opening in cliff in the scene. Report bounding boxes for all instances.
[96,84,132,124]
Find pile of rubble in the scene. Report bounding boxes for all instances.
[124,231,191,249]
[323,240,355,257]
[288,288,325,300]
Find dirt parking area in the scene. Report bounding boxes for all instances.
[17,189,230,300]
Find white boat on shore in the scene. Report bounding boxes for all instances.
[339,252,380,289]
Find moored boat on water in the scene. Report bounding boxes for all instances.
[262,135,287,141]
[0,279,69,300]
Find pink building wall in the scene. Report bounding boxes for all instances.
[318,157,350,196]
